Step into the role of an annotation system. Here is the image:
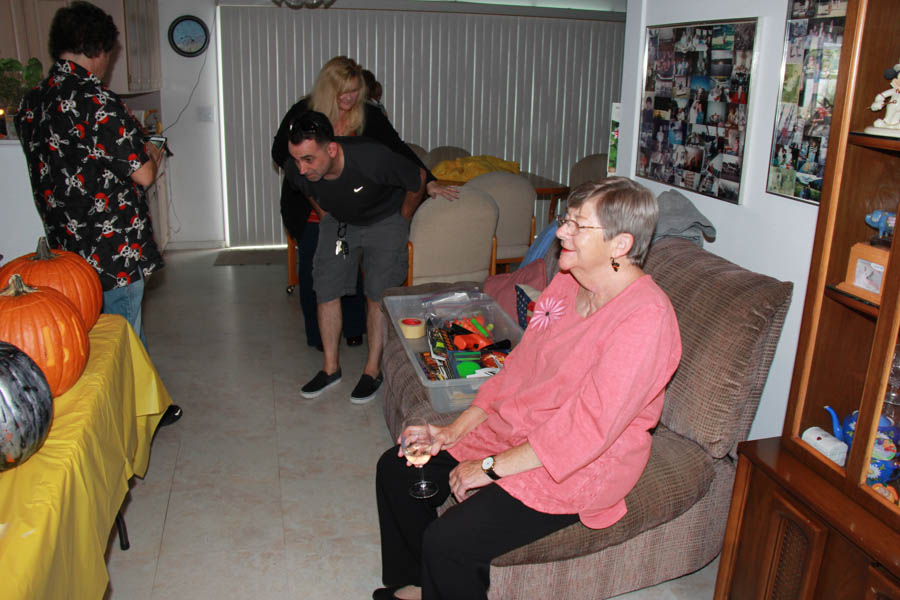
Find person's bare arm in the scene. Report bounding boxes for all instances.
[130,141,162,187]
[400,168,428,220]
[449,442,542,501]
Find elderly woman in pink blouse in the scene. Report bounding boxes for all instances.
[373,177,683,600]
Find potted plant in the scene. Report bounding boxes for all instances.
[0,57,42,139]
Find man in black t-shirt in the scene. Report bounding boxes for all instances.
[284,111,426,403]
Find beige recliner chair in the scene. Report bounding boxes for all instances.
[424,145,470,171]
[407,142,428,165]
[465,171,536,270]
[569,153,609,188]
[406,187,498,286]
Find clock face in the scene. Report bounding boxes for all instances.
[168,16,209,57]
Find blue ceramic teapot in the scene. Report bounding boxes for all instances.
[824,406,900,483]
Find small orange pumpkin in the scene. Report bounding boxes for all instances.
[0,274,89,397]
[0,237,103,330]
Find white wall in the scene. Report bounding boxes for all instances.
[621,0,819,439]
[0,141,46,262]
[158,0,226,249]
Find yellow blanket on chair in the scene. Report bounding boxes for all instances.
[432,155,520,183]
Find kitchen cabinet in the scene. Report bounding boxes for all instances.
[0,0,160,94]
[715,0,900,596]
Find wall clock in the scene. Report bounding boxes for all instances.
[168,16,209,58]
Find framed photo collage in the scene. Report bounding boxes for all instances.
[637,20,757,204]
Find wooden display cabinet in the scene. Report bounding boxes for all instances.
[716,0,900,597]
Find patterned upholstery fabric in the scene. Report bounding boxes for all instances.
[379,233,793,598]
[645,238,793,459]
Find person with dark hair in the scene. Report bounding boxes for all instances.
[15,1,181,426]
[373,178,682,600]
[362,68,387,116]
[284,110,425,403]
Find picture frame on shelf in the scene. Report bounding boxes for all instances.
[635,19,757,204]
[765,1,848,204]
[836,242,889,305]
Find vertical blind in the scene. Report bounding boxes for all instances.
[220,6,624,247]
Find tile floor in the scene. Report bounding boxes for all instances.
[103,249,720,599]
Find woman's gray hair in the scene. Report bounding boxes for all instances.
[565,177,658,267]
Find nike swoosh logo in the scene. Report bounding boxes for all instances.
[353,186,364,193]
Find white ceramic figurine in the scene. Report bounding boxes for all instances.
[865,58,900,138]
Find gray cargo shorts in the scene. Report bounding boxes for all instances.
[313,212,409,303]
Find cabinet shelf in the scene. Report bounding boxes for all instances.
[848,132,900,154]
[825,283,879,318]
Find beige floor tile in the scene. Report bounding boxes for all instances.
[159,482,284,556]
[152,546,290,600]
[285,538,382,597]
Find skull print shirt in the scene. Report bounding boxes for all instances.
[15,60,163,292]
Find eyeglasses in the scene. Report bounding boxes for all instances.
[555,215,605,235]
[290,114,324,136]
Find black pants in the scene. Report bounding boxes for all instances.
[375,447,579,600]
[297,221,365,346]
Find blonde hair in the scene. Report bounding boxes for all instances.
[308,56,367,135]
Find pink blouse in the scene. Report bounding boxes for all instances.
[449,272,682,529]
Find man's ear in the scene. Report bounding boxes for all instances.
[326,141,339,158]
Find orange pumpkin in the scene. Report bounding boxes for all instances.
[0,274,89,397]
[0,237,103,330]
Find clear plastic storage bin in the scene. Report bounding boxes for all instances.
[384,291,524,413]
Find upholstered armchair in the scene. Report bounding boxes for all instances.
[465,171,536,269]
[406,187,498,286]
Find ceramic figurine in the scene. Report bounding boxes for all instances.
[865,58,900,138]
[866,209,896,239]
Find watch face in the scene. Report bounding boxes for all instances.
[482,456,494,470]
[168,16,209,57]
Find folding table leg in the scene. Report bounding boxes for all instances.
[115,510,130,551]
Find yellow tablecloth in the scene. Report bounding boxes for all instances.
[0,315,172,600]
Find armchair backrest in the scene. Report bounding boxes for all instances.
[408,187,498,285]
[642,238,793,458]
[407,142,428,165]
[424,145,470,171]
[569,153,609,188]
[465,171,536,261]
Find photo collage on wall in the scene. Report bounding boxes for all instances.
[637,20,757,204]
[766,0,847,204]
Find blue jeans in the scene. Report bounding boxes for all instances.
[103,275,146,348]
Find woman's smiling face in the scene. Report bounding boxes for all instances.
[337,81,361,112]
[556,204,611,275]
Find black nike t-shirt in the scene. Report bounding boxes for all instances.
[285,137,422,225]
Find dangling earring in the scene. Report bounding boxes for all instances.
[610,257,620,272]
